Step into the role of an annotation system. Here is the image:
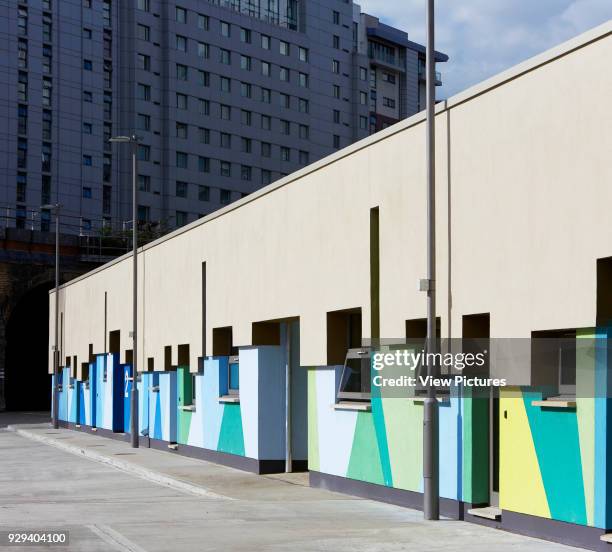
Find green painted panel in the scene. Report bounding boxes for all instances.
[461,389,489,504]
[307,369,320,471]
[371,396,392,486]
[177,366,193,445]
[347,411,384,485]
[217,403,245,456]
[382,398,423,492]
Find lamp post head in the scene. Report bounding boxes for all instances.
[109,135,141,143]
[40,203,60,211]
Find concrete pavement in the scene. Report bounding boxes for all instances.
[0,413,587,552]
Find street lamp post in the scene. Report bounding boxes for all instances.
[109,135,140,448]
[42,203,61,429]
[423,0,440,520]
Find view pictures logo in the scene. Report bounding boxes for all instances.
[372,349,487,372]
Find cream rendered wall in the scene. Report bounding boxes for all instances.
[50,22,612,374]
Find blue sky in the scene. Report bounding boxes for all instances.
[357,0,612,97]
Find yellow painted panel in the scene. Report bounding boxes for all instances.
[499,389,550,518]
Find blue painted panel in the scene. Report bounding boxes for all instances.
[89,362,97,428]
[123,364,133,433]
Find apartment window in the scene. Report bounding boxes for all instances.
[137,113,150,131]
[360,67,368,81]
[198,185,210,201]
[220,48,231,65]
[176,6,187,23]
[241,165,252,181]
[83,122,93,134]
[332,59,340,74]
[176,151,188,169]
[138,145,150,161]
[42,176,51,205]
[280,93,290,108]
[198,42,209,58]
[103,154,111,180]
[382,72,396,84]
[138,205,150,222]
[83,90,92,102]
[17,105,27,135]
[298,98,309,113]
[82,218,92,231]
[240,82,252,98]
[198,156,210,172]
[199,99,210,115]
[16,174,26,203]
[198,70,210,87]
[176,35,187,52]
[18,72,28,102]
[240,28,251,43]
[333,10,340,24]
[137,83,151,101]
[298,72,308,88]
[261,34,270,49]
[83,155,93,166]
[299,150,309,165]
[299,124,309,139]
[83,0,91,7]
[220,189,231,204]
[102,185,111,214]
[241,109,252,126]
[18,39,27,69]
[333,35,340,49]
[198,14,209,30]
[279,40,289,56]
[220,77,231,93]
[261,88,271,103]
[138,175,151,192]
[359,115,367,129]
[382,97,396,108]
[280,67,290,82]
[298,47,308,62]
[240,137,252,153]
[42,14,52,42]
[176,93,188,109]
[176,181,188,198]
[261,115,271,130]
[199,127,210,144]
[240,55,251,71]
[17,139,27,169]
[333,109,340,124]
[138,53,150,71]
[176,211,187,227]
[281,147,290,162]
[102,0,111,26]
[262,169,271,185]
[176,122,188,138]
[138,0,149,11]
[42,110,52,140]
[83,28,92,39]
[18,7,27,36]
[261,142,271,157]
[137,24,150,41]
[221,21,230,37]
[360,91,367,105]
[220,162,231,177]
[333,134,340,149]
[42,143,52,172]
[261,61,270,77]
[43,77,53,107]
[220,104,231,120]
[15,206,26,229]
[281,119,290,135]
[43,0,52,10]
[82,187,92,198]
[220,132,231,148]
[176,63,188,80]
[333,85,340,98]
[83,59,92,71]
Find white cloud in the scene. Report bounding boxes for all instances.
[357,0,612,96]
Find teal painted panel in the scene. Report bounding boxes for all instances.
[371,396,393,487]
[522,389,587,525]
[217,404,245,456]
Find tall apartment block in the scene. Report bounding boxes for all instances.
[0,0,447,235]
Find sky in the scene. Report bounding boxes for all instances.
[357,0,612,97]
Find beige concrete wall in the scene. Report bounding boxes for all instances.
[50,21,612,374]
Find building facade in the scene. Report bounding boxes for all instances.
[0,0,446,236]
[48,21,612,550]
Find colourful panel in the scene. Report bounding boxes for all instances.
[307,369,320,471]
[371,396,393,487]
[499,389,550,518]
[217,404,245,456]
[346,411,384,485]
[460,390,489,505]
[177,366,193,445]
